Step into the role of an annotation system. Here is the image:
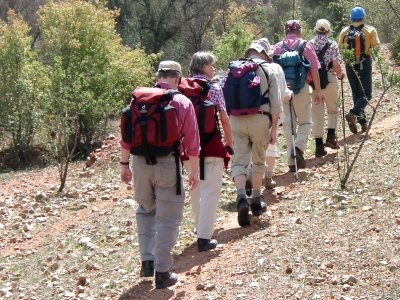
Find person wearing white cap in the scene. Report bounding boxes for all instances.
[310,19,344,158]
[230,38,281,226]
[120,60,200,289]
[338,7,380,134]
[245,38,291,190]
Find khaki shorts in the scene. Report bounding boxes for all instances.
[230,114,270,178]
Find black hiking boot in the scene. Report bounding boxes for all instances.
[197,238,218,252]
[140,260,154,277]
[155,271,178,289]
[315,144,327,157]
[237,196,250,227]
[250,196,267,217]
[325,132,340,149]
[294,147,306,169]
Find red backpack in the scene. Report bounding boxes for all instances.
[121,87,182,194]
[178,78,219,142]
[178,78,220,179]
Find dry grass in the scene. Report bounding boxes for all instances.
[1,45,400,299]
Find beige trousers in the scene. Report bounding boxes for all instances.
[311,72,339,138]
[282,84,312,166]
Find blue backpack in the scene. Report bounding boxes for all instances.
[274,41,310,94]
[223,59,269,116]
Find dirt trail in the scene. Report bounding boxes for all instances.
[2,112,397,297]
[118,112,400,299]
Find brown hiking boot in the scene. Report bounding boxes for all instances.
[345,112,358,134]
[361,124,368,132]
[325,133,340,149]
[315,144,327,157]
[263,177,277,189]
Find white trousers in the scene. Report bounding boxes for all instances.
[184,157,224,239]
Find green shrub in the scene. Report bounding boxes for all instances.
[0,11,50,164]
[389,33,400,64]
[37,0,156,156]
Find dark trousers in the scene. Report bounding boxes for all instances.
[345,56,372,125]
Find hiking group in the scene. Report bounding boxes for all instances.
[119,6,380,289]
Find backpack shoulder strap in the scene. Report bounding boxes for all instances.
[281,42,290,52]
[297,40,307,55]
[356,24,365,30]
[257,61,269,83]
[318,41,331,58]
[256,61,270,98]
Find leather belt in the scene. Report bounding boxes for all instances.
[257,111,270,116]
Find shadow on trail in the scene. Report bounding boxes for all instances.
[119,132,363,299]
[119,215,269,300]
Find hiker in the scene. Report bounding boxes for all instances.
[273,20,322,172]
[263,44,292,188]
[245,39,292,191]
[181,51,233,252]
[338,6,380,134]
[224,38,282,226]
[310,19,345,157]
[120,60,200,289]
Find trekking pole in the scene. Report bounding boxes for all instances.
[339,75,349,169]
[288,96,298,180]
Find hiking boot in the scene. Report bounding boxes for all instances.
[345,112,358,134]
[245,179,252,197]
[288,165,296,173]
[315,144,327,157]
[250,196,267,216]
[140,260,154,277]
[237,196,250,227]
[361,124,368,132]
[263,177,277,189]
[197,238,218,252]
[294,147,306,169]
[155,271,178,289]
[325,133,340,149]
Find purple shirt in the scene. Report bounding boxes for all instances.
[274,34,321,71]
[192,74,226,111]
[120,82,200,157]
[310,34,341,69]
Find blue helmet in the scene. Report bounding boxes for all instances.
[350,6,365,20]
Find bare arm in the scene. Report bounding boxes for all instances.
[219,110,233,148]
[310,69,323,104]
[332,60,344,79]
[187,155,200,191]
[120,147,132,184]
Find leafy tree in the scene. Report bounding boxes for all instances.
[0,10,49,163]
[37,0,156,191]
[0,0,48,47]
[213,21,255,70]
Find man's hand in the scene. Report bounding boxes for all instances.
[120,165,132,184]
[269,126,278,145]
[314,91,323,105]
[188,170,200,191]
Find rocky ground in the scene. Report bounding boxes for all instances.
[0,45,400,300]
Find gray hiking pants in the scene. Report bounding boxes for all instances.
[133,154,184,272]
